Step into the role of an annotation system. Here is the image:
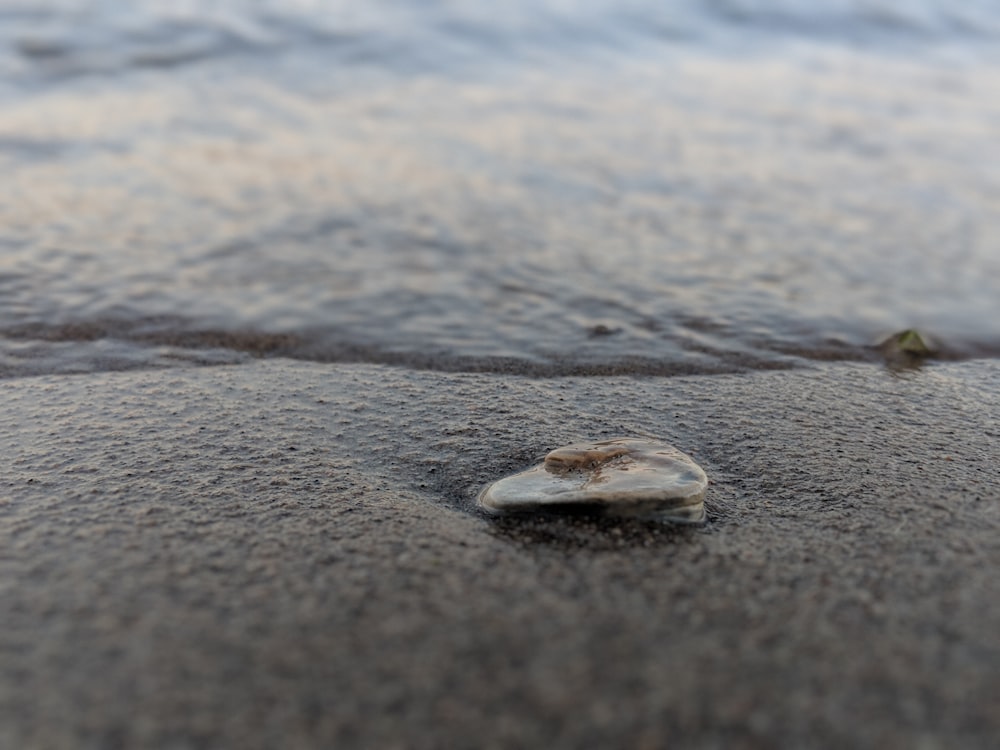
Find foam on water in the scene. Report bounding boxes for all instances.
[1,0,998,377]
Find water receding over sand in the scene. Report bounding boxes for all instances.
[2,35,999,377]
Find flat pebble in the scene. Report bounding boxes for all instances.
[478,438,708,522]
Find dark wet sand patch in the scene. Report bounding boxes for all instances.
[1,359,998,748]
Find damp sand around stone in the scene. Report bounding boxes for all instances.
[2,360,999,748]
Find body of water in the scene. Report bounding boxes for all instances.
[2,0,999,376]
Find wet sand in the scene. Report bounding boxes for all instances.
[2,359,998,748]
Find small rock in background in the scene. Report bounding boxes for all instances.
[878,329,936,370]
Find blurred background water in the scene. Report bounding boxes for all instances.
[1,0,998,376]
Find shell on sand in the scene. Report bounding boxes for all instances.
[478,438,708,523]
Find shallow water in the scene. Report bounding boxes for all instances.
[2,0,999,376]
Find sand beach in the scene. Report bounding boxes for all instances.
[2,358,997,748]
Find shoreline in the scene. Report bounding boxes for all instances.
[2,358,998,748]
[4,317,1000,382]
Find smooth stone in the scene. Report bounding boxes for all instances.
[878,328,936,357]
[478,438,708,523]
